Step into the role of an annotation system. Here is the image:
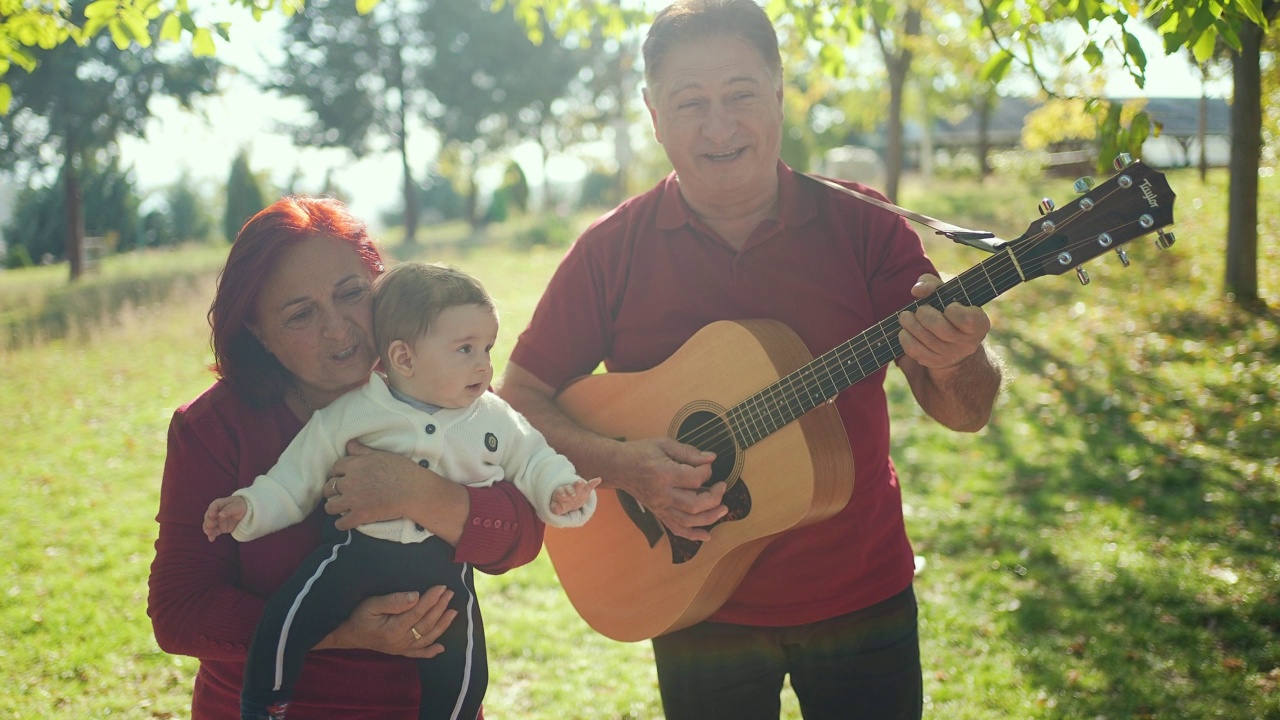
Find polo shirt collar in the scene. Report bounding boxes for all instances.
[656,160,818,232]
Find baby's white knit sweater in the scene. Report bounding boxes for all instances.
[232,372,595,543]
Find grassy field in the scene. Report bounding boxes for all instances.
[1,167,1276,718]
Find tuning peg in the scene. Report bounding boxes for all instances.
[1155,229,1176,250]
[1038,198,1055,215]
[1076,266,1091,285]
[1112,153,1134,170]
[1114,248,1130,267]
[1074,177,1095,194]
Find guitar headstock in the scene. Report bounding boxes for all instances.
[1011,159,1177,284]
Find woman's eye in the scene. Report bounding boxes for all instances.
[286,309,313,326]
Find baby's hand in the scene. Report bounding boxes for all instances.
[204,496,248,541]
[549,477,601,516]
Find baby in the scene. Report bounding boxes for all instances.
[204,261,598,720]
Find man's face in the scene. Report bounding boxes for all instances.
[644,34,783,207]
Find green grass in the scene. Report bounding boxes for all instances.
[1,167,1276,718]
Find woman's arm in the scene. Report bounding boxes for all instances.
[149,400,459,662]
[324,440,546,573]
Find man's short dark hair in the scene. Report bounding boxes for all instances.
[642,0,781,89]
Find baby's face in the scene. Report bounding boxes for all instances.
[400,303,498,409]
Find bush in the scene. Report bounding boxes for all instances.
[511,214,575,250]
[4,244,34,269]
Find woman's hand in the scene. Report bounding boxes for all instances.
[315,586,457,659]
[324,440,422,530]
[324,440,471,544]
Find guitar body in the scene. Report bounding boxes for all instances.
[544,319,855,642]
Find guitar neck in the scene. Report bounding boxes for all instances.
[728,248,1023,449]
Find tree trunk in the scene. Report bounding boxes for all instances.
[1225,21,1261,304]
[978,90,994,179]
[1198,65,1209,182]
[63,148,85,282]
[879,8,920,203]
[393,41,418,245]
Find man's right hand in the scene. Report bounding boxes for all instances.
[607,437,726,541]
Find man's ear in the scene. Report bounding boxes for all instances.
[387,339,414,378]
[643,87,663,144]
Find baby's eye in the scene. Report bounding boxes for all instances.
[458,344,472,354]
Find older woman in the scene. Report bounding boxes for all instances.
[149,196,545,719]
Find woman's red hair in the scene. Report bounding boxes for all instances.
[210,196,384,407]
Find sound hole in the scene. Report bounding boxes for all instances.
[676,409,740,490]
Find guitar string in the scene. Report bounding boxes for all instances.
[669,183,1163,457]
[675,199,1154,456]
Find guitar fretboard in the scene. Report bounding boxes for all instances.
[726,249,1023,449]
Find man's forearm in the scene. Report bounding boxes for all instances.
[910,344,1002,432]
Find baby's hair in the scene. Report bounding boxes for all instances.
[372,262,494,369]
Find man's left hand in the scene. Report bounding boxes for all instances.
[897,273,990,370]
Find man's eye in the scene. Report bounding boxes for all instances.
[341,287,368,302]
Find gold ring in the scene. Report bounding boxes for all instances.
[410,627,422,641]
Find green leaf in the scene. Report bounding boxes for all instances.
[84,0,118,19]
[979,49,1014,83]
[1122,30,1146,70]
[1082,40,1104,68]
[192,26,216,56]
[121,9,152,47]
[108,19,132,49]
[1235,0,1267,25]
[1191,26,1218,61]
[159,13,181,42]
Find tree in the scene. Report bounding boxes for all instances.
[166,171,215,244]
[0,1,218,280]
[3,155,143,261]
[265,0,432,243]
[416,0,586,227]
[0,0,280,113]
[224,149,268,242]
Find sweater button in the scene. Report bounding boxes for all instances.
[418,459,430,469]
[425,424,436,434]
[483,519,493,528]
[471,517,481,526]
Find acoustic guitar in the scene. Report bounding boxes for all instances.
[543,160,1177,642]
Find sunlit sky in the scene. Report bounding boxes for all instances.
[116,9,1230,232]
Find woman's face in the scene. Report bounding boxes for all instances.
[249,235,378,408]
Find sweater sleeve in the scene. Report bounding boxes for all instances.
[148,407,268,661]
[494,399,596,528]
[232,410,342,541]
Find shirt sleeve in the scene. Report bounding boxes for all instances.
[509,220,621,391]
[148,408,265,661]
[455,481,546,573]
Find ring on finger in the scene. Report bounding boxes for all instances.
[410,627,422,641]
[329,477,341,496]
